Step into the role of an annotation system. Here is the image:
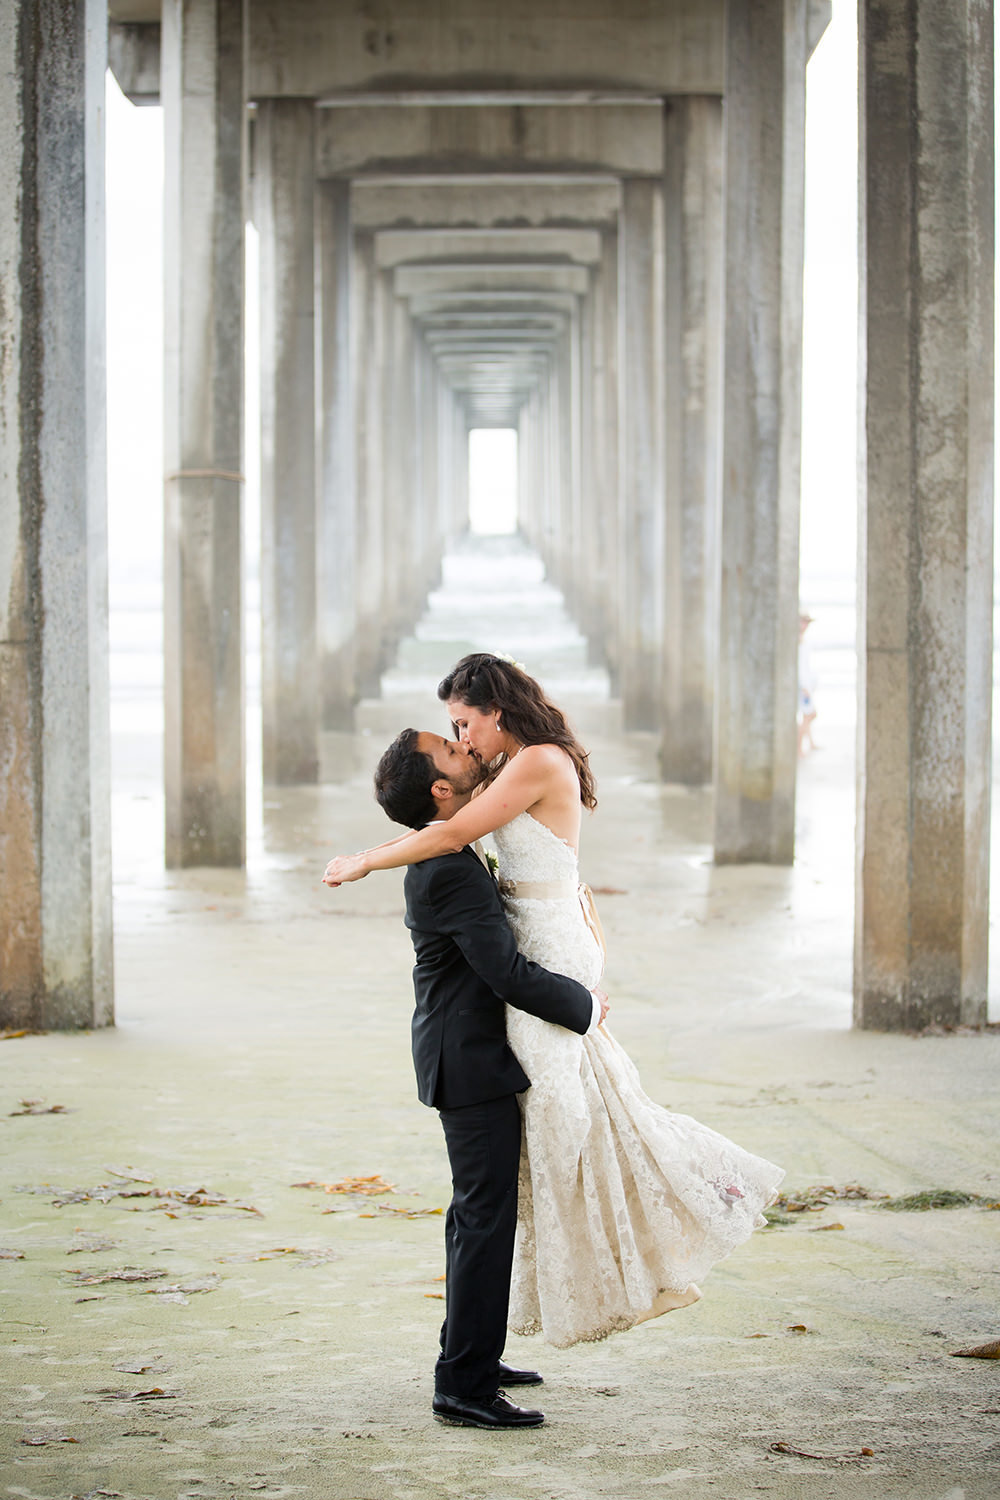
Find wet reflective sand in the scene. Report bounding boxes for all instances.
[3,540,998,1498]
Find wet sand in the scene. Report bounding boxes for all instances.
[3,685,1000,1500]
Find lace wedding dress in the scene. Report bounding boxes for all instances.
[492,811,784,1349]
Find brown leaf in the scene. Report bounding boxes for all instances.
[355,1204,443,1219]
[144,1274,221,1298]
[20,1433,80,1446]
[951,1339,1000,1359]
[67,1267,167,1286]
[770,1441,827,1459]
[292,1174,396,1196]
[769,1441,875,1461]
[10,1099,72,1116]
[0,1248,25,1260]
[99,1387,180,1402]
[424,1292,445,1299]
[808,1222,845,1233]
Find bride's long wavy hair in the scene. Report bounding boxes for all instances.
[437,653,597,810]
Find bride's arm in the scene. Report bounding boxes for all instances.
[323,747,554,885]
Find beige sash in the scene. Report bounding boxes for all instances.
[499,876,608,969]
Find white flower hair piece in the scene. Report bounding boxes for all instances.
[494,650,527,672]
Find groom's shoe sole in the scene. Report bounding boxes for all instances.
[497,1360,543,1386]
[432,1392,545,1429]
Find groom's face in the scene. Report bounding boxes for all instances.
[416,732,485,798]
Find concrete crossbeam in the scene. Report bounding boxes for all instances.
[315,104,665,179]
[395,264,589,297]
[373,227,603,268]
[352,179,621,231]
[253,2,723,98]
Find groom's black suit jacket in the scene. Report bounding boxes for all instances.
[404,843,593,1109]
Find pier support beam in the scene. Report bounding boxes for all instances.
[256,98,319,783]
[714,0,806,862]
[162,0,247,863]
[855,0,994,1029]
[0,0,112,1028]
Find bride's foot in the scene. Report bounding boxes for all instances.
[633,1283,702,1325]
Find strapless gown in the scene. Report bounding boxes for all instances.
[492,811,784,1349]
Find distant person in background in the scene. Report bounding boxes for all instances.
[798,611,819,756]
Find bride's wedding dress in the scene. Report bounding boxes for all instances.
[492,811,784,1349]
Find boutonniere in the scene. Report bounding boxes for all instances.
[486,851,499,881]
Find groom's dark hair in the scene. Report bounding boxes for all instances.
[374,728,439,829]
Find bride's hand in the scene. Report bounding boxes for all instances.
[323,853,368,886]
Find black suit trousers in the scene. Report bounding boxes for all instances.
[434,1092,522,1401]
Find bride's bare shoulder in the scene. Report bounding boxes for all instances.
[514,744,577,780]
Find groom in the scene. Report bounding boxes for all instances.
[371,728,605,1429]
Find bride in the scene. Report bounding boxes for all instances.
[323,652,784,1348]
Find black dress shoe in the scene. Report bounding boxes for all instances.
[497,1359,543,1386]
[432,1391,545,1429]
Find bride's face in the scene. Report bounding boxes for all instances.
[446,699,501,762]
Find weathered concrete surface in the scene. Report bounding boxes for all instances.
[856,0,994,1030]
[618,175,665,732]
[249,1,725,100]
[660,95,723,785]
[2,682,999,1497]
[0,0,113,1031]
[316,178,357,731]
[255,98,319,785]
[715,0,807,864]
[162,0,247,865]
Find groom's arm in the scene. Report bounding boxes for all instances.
[425,857,595,1035]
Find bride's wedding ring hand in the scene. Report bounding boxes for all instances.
[595,987,610,1025]
[322,853,368,886]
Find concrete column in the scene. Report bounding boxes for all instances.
[255,99,319,784]
[618,176,666,730]
[162,0,247,865]
[661,97,724,784]
[594,227,620,681]
[0,0,112,1029]
[576,273,597,636]
[351,232,383,695]
[714,0,806,862]
[856,0,993,1029]
[416,335,441,594]
[317,179,356,729]
[386,289,418,638]
[517,392,539,546]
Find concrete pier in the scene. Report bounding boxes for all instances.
[660,96,723,786]
[162,0,247,865]
[714,0,807,863]
[617,175,666,732]
[855,0,994,1030]
[255,98,320,785]
[0,0,113,1030]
